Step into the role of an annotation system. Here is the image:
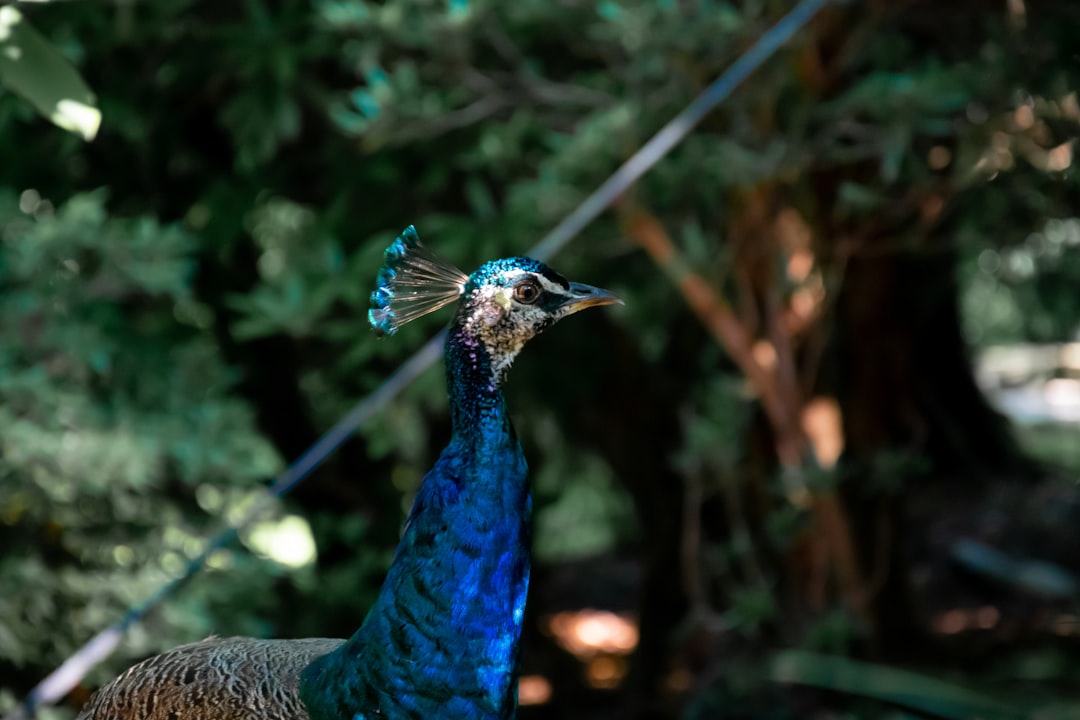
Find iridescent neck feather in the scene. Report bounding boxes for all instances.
[312,226,619,720]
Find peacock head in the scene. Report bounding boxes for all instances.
[368,226,620,373]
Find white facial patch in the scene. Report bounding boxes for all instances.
[461,270,573,382]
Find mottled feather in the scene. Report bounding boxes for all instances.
[77,638,343,720]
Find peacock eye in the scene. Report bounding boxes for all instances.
[512,279,541,305]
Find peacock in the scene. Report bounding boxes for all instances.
[76,226,620,720]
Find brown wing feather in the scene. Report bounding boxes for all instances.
[76,637,345,720]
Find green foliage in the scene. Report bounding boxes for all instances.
[962,218,1080,345]
[0,190,282,680]
[533,448,635,562]
[724,586,777,639]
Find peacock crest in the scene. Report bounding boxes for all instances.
[368,225,469,336]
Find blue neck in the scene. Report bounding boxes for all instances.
[300,326,531,720]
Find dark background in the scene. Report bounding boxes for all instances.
[4,1,1080,718]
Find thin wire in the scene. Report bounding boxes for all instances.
[7,1,830,717]
[530,0,832,262]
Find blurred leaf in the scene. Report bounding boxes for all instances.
[838,181,883,213]
[770,650,1027,719]
[724,586,777,637]
[0,7,99,140]
[951,539,1079,599]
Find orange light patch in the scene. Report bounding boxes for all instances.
[518,675,552,706]
[546,610,639,657]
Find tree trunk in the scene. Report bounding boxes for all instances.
[833,242,1032,658]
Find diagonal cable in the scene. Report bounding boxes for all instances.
[7,1,831,716]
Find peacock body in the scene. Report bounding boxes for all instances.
[76,227,619,720]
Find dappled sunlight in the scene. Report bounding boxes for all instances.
[517,675,552,706]
[244,515,317,568]
[1051,615,1080,636]
[932,606,1001,635]
[976,343,1080,473]
[978,343,1080,424]
[111,545,134,567]
[546,610,639,657]
[789,288,818,322]
[786,248,814,283]
[1045,378,1080,408]
[544,610,638,690]
[928,145,951,170]
[0,6,20,43]
[51,99,102,142]
[801,397,844,468]
[776,207,824,332]
[751,340,777,373]
[584,655,628,689]
[970,89,1078,181]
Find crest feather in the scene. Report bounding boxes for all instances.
[368,226,468,336]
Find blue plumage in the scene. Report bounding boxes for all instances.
[300,227,620,720]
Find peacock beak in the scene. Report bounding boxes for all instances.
[559,282,623,316]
